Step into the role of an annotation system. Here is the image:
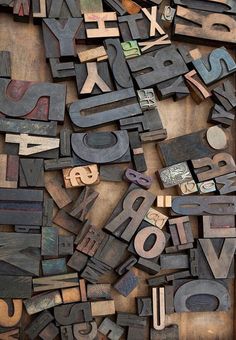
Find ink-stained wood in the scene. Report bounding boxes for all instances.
[98,317,125,339]
[157,162,193,189]
[0,154,18,188]
[81,257,111,283]
[203,215,236,238]
[156,76,190,101]
[25,311,54,340]
[67,250,89,273]
[124,168,153,189]
[13,0,30,22]
[61,287,81,304]
[0,299,22,327]
[19,158,44,187]
[69,187,99,222]
[139,34,171,54]
[104,0,126,15]
[168,216,194,249]
[45,177,72,209]
[0,276,32,298]
[49,58,75,82]
[41,226,58,256]
[178,180,198,195]
[160,254,189,269]
[144,207,168,229]
[39,322,59,340]
[212,80,236,111]
[152,287,165,330]
[32,0,47,24]
[209,104,235,127]
[53,209,82,234]
[113,270,139,297]
[116,256,138,276]
[54,302,92,325]
[100,165,124,182]
[150,325,179,340]
[216,172,236,194]
[60,325,73,340]
[137,88,156,111]
[63,165,99,188]
[87,283,112,300]
[33,273,79,292]
[44,157,73,171]
[91,300,115,316]
[116,312,147,327]
[0,79,66,122]
[129,130,147,172]
[0,329,20,340]
[73,321,97,340]
[24,290,62,315]
[0,118,57,136]
[47,0,81,18]
[14,225,41,233]
[59,235,74,256]
[140,129,167,143]
[0,51,11,78]
[80,0,103,14]
[137,297,152,316]
[161,5,176,28]
[173,0,236,15]
[42,197,53,227]
[76,224,104,256]
[78,46,108,63]
[84,12,120,39]
[42,258,67,276]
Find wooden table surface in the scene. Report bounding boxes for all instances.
[0,11,235,340]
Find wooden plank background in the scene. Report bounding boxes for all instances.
[0,11,235,340]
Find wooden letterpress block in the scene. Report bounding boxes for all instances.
[150,325,179,340]
[79,279,87,302]
[76,225,105,256]
[156,76,190,101]
[81,258,111,284]
[75,62,113,96]
[173,279,230,312]
[144,208,168,229]
[137,297,152,316]
[120,109,163,132]
[118,13,149,41]
[73,322,97,339]
[67,250,89,273]
[160,254,189,270]
[0,276,32,298]
[87,284,112,300]
[0,79,66,122]
[124,168,152,189]
[193,47,236,86]
[168,216,193,250]
[104,0,125,15]
[161,6,175,27]
[85,12,119,38]
[113,270,139,297]
[147,275,167,287]
[44,158,74,171]
[103,184,155,242]
[91,300,115,317]
[121,41,141,59]
[129,131,147,172]
[43,197,53,227]
[173,6,236,47]
[98,317,124,339]
[69,89,141,129]
[127,46,188,89]
[215,172,236,194]
[197,180,216,194]
[0,329,20,340]
[47,0,81,18]
[25,311,54,340]
[49,58,75,81]
[24,290,62,315]
[45,177,72,209]
[209,104,235,127]
[0,51,11,78]
[33,273,79,293]
[80,0,103,13]
[60,325,73,340]
[152,287,165,331]
[212,80,236,111]
[41,226,58,257]
[127,326,145,340]
[100,165,124,182]
[157,162,193,189]
[78,46,108,63]
[116,256,137,276]
[184,70,211,104]
[32,0,47,24]
[59,235,74,256]
[61,287,81,304]
[0,299,22,328]
[60,128,71,157]
[140,130,167,143]
[156,195,172,208]
[69,187,99,222]
[0,154,18,188]
[53,210,82,234]
[105,38,133,90]
[178,180,198,195]
[139,34,171,54]
[42,258,67,276]
[19,158,44,187]
[13,0,30,22]
[63,165,99,188]
[39,322,59,340]
[203,215,236,238]
[15,225,41,233]
[172,0,236,14]
[137,89,156,111]
[72,131,131,165]
[54,302,92,325]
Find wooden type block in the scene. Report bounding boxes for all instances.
[0,189,43,225]
[13,0,30,22]
[173,279,230,312]
[24,290,62,315]
[160,254,189,270]
[75,62,113,96]
[87,284,112,300]
[0,299,22,328]
[113,270,138,297]
[140,130,167,143]
[73,321,97,339]
[0,51,11,78]
[61,287,81,304]
[127,46,188,89]
[192,152,236,182]
[39,322,59,340]
[173,6,236,47]
[193,47,236,86]
[118,13,149,41]
[177,46,202,66]
[42,18,84,58]
[54,302,92,325]
[0,329,19,340]
[33,273,79,292]
[203,215,236,238]
[25,311,54,340]
[91,300,115,317]
[81,258,111,284]
[178,180,198,195]
[98,317,124,340]
[121,40,141,59]
[53,209,82,234]
[124,168,152,189]
[215,172,236,194]
[157,128,228,167]
[147,275,167,287]
[161,6,176,27]
[165,285,174,314]
[59,235,74,256]
[105,38,133,90]
[136,257,161,275]
[156,76,190,101]
[103,184,155,242]
[32,0,47,24]
[49,58,75,81]
[0,154,18,188]
[209,104,235,127]
[0,79,66,122]
[157,162,193,189]
[116,256,138,276]
[42,258,67,276]
[47,0,81,18]
[0,276,31,298]
[19,158,44,187]
[43,197,53,227]
[137,89,157,111]
[168,216,194,249]
[0,118,57,136]
[150,325,179,340]
[198,238,236,279]
[166,270,191,282]
[76,226,105,256]
[67,251,89,273]
[78,46,108,63]
[152,287,165,331]
[129,130,147,172]
[212,80,236,111]
[45,177,72,209]
[137,297,152,316]
[63,165,99,188]
[173,0,236,15]
[127,326,145,340]
[80,279,87,302]
[60,128,71,157]
[80,0,103,14]
[104,0,126,15]
[100,165,124,182]
[171,195,236,215]
[139,34,171,54]
[120,108,164,132]
[69,88,141,129]
[41,226,58,257]
[60,325,73,340]
[84,12,120,39]
[0,0,14,9]
[14,225,41,233]
[156,195,172,208]
[197,180,216,194]
[116,313,147,328]
[184,70,211,104]
[69,187,99,222]
[44,158,73,171]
